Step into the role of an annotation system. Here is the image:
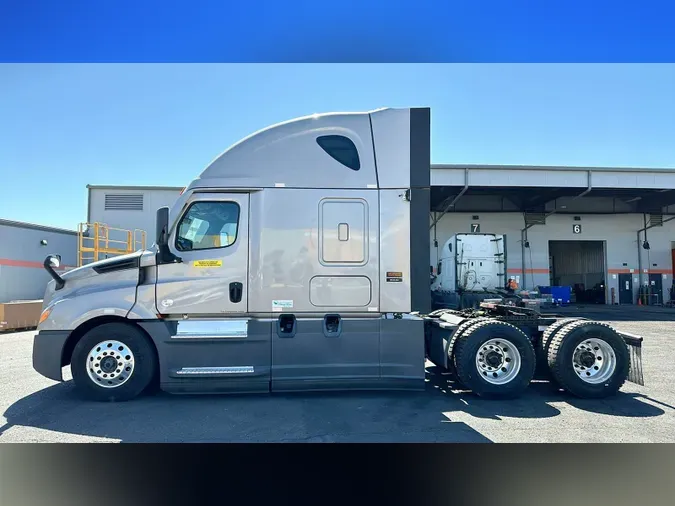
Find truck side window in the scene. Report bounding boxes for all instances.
[316,135,361,171]
[175,201,240,252]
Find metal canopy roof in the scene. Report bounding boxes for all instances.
[430,164,675,214]
[0,218,77,235]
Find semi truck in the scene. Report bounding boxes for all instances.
[33,106,644,402]
[431,233,510,310]
[430,233,550,310]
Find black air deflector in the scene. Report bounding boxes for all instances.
[409,107,432,314]
[92,256,141,274]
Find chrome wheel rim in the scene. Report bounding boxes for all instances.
[572,338,616,384]
[86,340,135,389]
[476,338,522,385]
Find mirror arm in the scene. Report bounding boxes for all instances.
[43,256,66,290]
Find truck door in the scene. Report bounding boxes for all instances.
[155,192,270,392]
[156,192,249,315]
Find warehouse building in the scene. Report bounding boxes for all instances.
[85,163,675,306]
[431,164,675,306]
[0,219,77,303]
[81,184,183,266]
[86,185,184,244]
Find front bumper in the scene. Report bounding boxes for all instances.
[32,330,71,382]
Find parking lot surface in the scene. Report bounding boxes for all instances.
[1,305,674,443]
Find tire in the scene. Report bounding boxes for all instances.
[70,322,157,402]
[447,317,490,384]
[547,320,629,399]
[536,318,579,377]
[453,320,536,399]
[539,318,580,357]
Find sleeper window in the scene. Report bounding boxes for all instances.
[175,201,240,251]
[316,135,361,171]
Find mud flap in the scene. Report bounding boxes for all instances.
[618,331,644,386]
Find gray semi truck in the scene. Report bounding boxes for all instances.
[33,107,644,402]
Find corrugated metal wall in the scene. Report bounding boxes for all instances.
[0,221,78,303]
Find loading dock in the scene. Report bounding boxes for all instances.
[430,164,675,307]
[549,240,606,304]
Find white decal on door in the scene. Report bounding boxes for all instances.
[272,300,293,311]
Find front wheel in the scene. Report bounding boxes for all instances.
[71,322,157,402]
[453,320,536,399]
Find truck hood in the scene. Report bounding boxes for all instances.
[61,249,154,281]
[40,249,157,313]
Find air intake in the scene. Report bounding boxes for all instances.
[650,213,663,227]
[104,194,144,211]
[524,212,547,226]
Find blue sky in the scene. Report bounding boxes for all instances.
[1,64,675,230]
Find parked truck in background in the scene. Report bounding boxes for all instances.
[431,233,510,310]
[33,107,644,402]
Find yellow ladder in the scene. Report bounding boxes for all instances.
[77,222,146,267]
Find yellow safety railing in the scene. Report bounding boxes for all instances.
[77,222,147,267]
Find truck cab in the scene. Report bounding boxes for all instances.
[33,107,432,401]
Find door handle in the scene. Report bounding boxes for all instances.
[229,282,243,303]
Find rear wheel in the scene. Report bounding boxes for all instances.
[539,318,580,357]
[447,317,490,384]
[71,322,157,402]
[547,320,629,398]
[453,320,536,399]
[536,318,579,377]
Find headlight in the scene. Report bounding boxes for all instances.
[38,308,52,325]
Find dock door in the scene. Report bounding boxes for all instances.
[549,240,607,304]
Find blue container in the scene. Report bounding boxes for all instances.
[537,286,571,305]
[550,286,571,305]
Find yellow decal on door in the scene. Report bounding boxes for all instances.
[193,260,223,268]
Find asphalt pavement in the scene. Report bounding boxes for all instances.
[1,306,674,443]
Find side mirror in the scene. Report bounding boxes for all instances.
[48,254,61,268]
[155,206,181,264]
[156,207,170,246]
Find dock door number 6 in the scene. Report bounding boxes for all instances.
[572,224,582,234]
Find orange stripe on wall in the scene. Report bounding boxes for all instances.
[0,258,76,270]
[509,267,672,275]
[608,268,672,274]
